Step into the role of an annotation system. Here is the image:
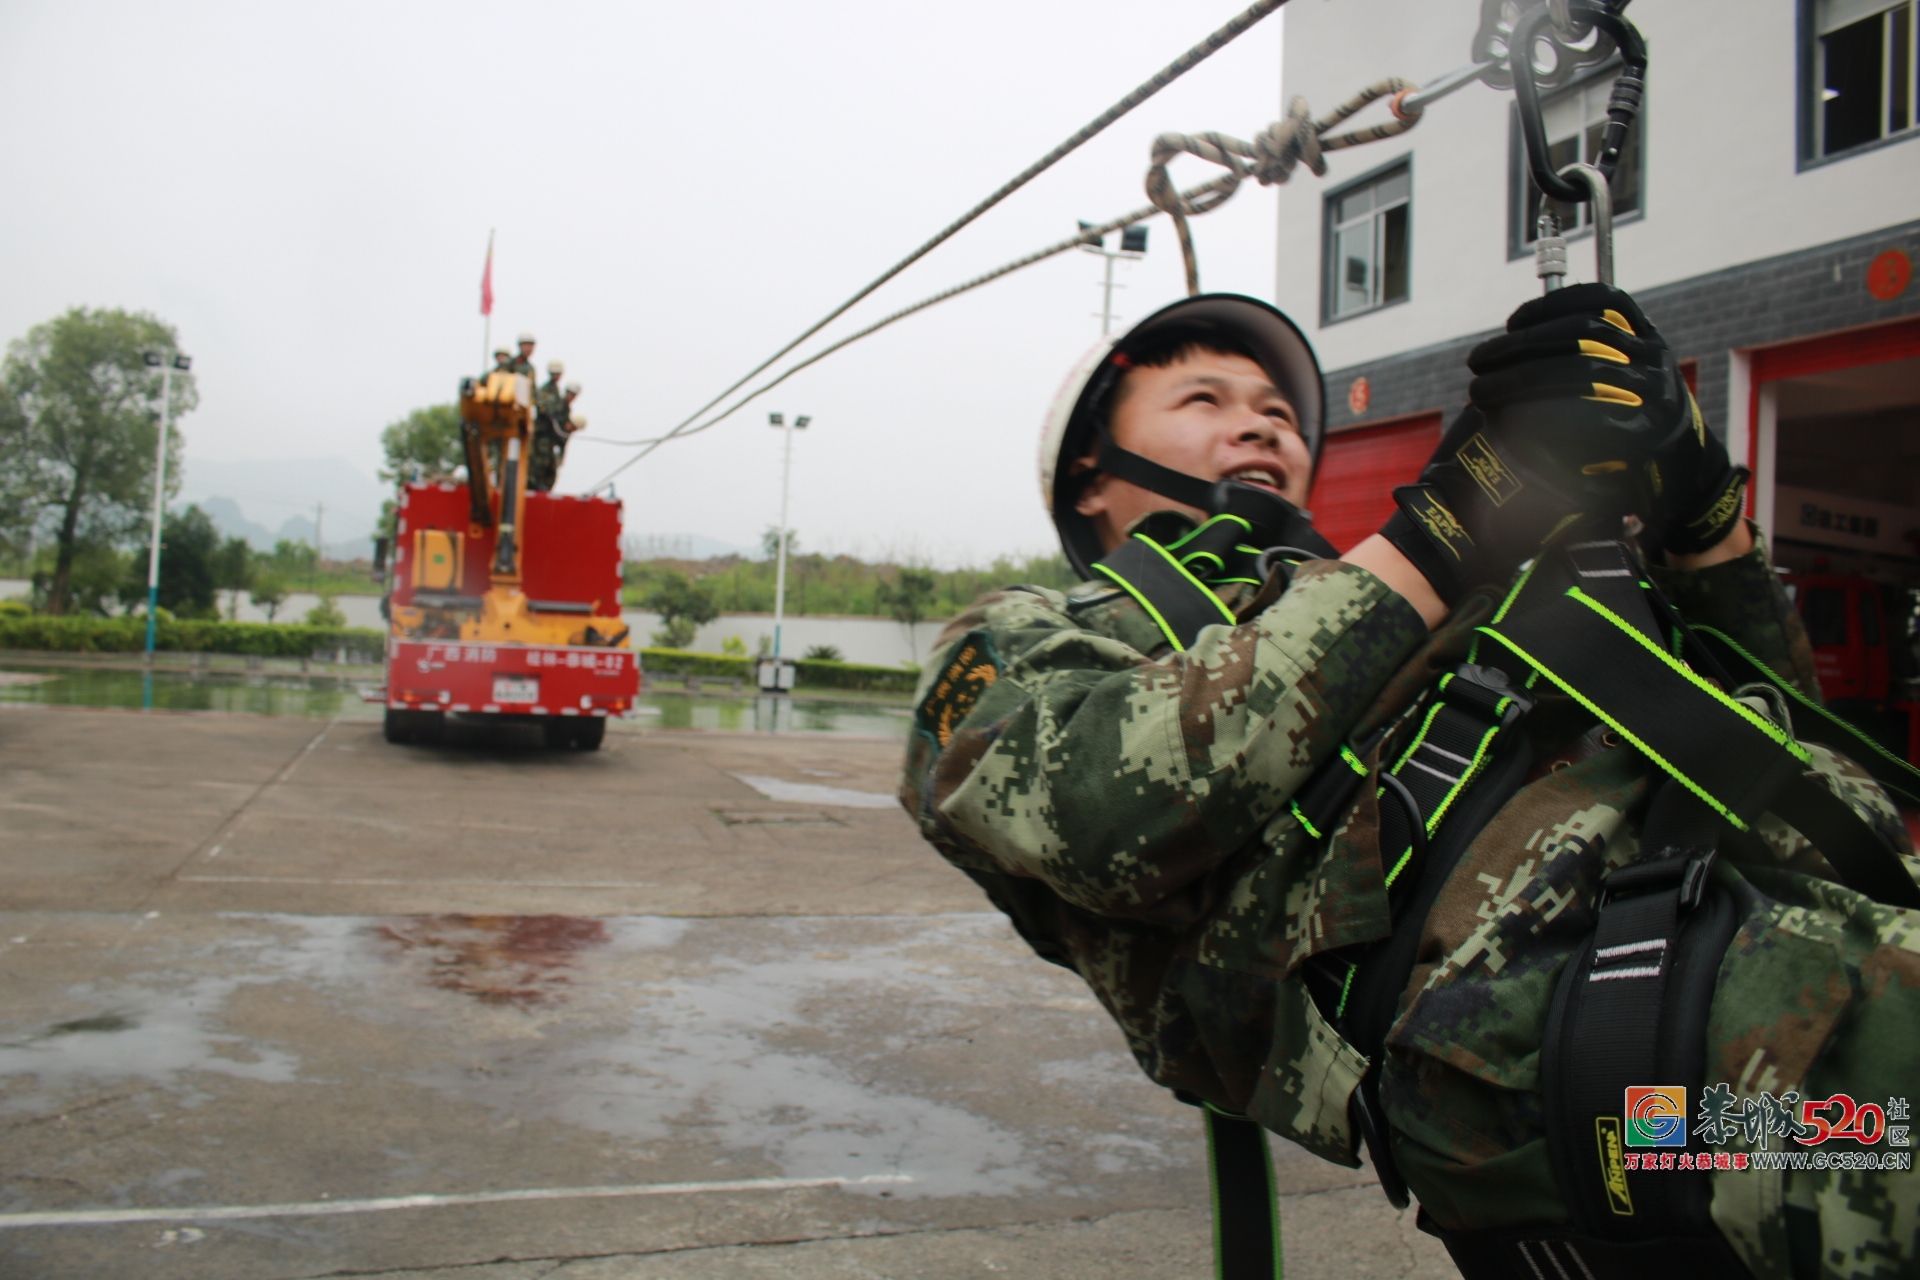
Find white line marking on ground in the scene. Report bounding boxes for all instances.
[0,1174,914,1229]
[178,876,658,889]
[730,773,896,808]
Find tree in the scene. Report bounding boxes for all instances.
[304,594,346,627]
[877,567,937,651]
[760,525,799,561]
[213,536,254,620]
[267,538,317,581]
[645,571,718,648]
[28,540,127,616]
[802,644,843,662]
[122,505,220,619]
[251,577,289,623]
[376,404,464,542]
[0,308,196,614]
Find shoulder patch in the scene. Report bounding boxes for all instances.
[916,631,1001,748]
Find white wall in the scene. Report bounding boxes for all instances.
[1275,0,1920,371]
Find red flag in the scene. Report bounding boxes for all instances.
[480,230,495,316]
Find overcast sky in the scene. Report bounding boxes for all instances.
[1,0,1299,567]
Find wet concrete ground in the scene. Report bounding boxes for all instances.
[0,706,1452,1278]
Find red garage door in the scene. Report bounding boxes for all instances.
[1307,414,1443,553]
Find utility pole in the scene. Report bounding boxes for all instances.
[766,412,811,667]
[141,350,192,662]
[312,502,324,590]
[1077,222,1150,335]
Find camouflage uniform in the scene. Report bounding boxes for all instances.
[529,380,568,491]
[900,527,1919,1278]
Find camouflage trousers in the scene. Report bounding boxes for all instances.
[1383,742,1920,1279]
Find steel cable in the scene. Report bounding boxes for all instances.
[587,0,1290,490]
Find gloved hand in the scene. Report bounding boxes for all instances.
[1378,403,1595,605]
[1651,395,1747,555]
[1464,283,1746,556]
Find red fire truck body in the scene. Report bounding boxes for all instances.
[383,477,639,748]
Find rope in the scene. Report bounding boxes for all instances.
[1146,78,1415,293]
[575,174,1242,451]
[581,72,1426,457]
[587,0,1289,492]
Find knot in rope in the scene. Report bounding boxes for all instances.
[1250,97,1326,186]
[1144,78,1419,296]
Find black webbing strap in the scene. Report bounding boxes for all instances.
[1476,551,1920,908]
[1090,535,1236,651]
[1540,779,1743,1249]
[1692,623,1920,809]
[1199,1104,1285,1280]
[1424,1214,1754,1279]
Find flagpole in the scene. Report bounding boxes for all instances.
[480,228,495,371]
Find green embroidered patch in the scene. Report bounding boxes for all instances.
[916,631,1000,748]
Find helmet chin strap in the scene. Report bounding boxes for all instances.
[1097,434,1337,559]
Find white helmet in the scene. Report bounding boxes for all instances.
[517,331,536,344]
[547,359,565,375]
[563,381,581,395]
[1039,293,1326,577]
[568,413,586,430]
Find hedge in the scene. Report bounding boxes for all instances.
[0,614,386,662]
[640,647,919,694]
[0,619,918,692]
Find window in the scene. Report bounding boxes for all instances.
[1810,0,1918,159]
[1512,69,1643,253]
[1324,163,1410,323]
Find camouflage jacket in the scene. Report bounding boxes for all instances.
[900,530,1917,1276]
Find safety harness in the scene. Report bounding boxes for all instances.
[1088,527,1920,1280]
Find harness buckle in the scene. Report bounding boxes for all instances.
[1445,662,1534,731]
[1601,849,1717,911]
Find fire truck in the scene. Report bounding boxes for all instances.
[380,370,640,749]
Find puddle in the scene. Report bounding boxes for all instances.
[372,915,609,1008]
[427,915,1063,1199]
[0,662,373,718]
[3,913,1175,1203]
[730,773,898,809]
[0,662,910,737]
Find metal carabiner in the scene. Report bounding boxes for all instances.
[1535,161,1613,293]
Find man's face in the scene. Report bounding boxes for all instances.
[519,341,535,358]
[1074,348,1312,551]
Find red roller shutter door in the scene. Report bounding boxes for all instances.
[1306,414,1442,553]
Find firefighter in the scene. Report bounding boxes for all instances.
[899,289,1916,1277]
[528,360,569,492]
[509,331,538,380]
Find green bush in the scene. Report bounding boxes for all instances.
[0,614,385,662]
[639,648,752,680]
[638,647,917,693]
[793,656,919,693]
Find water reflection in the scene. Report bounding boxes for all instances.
[0,663,911,738]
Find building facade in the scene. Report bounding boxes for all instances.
[1276,0,1920,605]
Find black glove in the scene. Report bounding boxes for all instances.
[1654,394,1748,555]
[1465,283,1746,555]
[1379,404,1597,605]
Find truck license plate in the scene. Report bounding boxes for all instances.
[493,676,538,704]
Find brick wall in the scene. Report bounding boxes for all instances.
[1321,218,1920,443]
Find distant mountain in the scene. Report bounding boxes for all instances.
[178,455,384,561]
[622,531,754,561]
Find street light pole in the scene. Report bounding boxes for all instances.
[1077,222,1150,336]
[767,411,810,665]
[141,351,191,661]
